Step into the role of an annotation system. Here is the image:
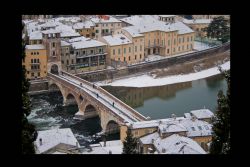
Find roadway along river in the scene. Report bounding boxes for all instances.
[28,74,227,146]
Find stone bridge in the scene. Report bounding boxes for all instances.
[47,71,147,134]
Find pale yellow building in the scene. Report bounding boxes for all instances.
[73,21,96,38]
[120,15,195,58]
[23,44,47,80]
[100,34,144,67]
[91,16,122,40]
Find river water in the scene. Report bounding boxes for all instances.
[28,74,227,146]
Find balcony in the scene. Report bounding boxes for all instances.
[76,52,108,59]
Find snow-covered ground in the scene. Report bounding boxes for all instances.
[96,61,230,88]
[194,41,212,51]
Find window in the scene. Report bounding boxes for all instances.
[168,40,170,46]
[99,48,102,53]
[62,60,64,64]
[148,40,150,46]
[124,57,126,62]
[72,59,74,64]
[124,48,126,54]
[187,37,189,42]
[135,46,137,52]
[52,42,55,47]
[67,60,69,65]
[27,71,29,74]
[187,44,189,49]
[191,36,193,41]
[191,127,195,131]
[178,46,180,51]
[37,59,39,63]
[183,37,184,43]
[179,38,181,44]
[182,45,184,50]
[190,44,192,49]
[174,39,176,45]
[34,52,36,55]
[111,24,113,27]
[134,131,138,136]
[96,30,99,33]
[129,56,130,61]
[118,58,120,61]
[118,48,120,54]
[167,49,169,54]
[53,51,55,56]
[34,59,36,63]
[162,40,163,45]
[83,51,85,55]
[198,126,202,130]
[106,29,108,33]
[37,52,39,55]
[135,55,137,60]
[38,72,40,77]
[113,49,115,55]
[129,47,131,53]
[140,45,142,51]
[31,72,34,77]
[154,39,156,45]
[31,59,33,63]
[140,54,142,59]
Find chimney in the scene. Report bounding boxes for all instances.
[39,138,42,146]
[151,139,154,144]
[162,148,166,153]
[191,116,196,122]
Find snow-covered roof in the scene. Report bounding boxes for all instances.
[85,140,122,154]
[184,113,192,118]
[183,18,212,24]
[73,21,95,29]
[122,26,144,37]
[91,16,121,23]
[120,15,193,34]
[154,134,206,154]
[68,36,88,43]
[190,109,214,119]
[41,29,61,34]
[29,31,42,40]
[35,128,79,154]
[102,34,132,46]
[140,132,159,145]
[52,151,66,154]
[180,118,212,137]
[128,117,184,129]
[61,40,71,47]
[71,39,106,49]
[158,122,187,134]
[26,44,45,50]
[159,15,176,18]
[60,31,81,38]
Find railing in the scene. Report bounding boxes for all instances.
[48,72,137,123]
[58,71,147,121]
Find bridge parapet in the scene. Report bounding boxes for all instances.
[61,71,147,121]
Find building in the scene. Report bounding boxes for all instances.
[91,15,122,39]
[100,34,144,67]
[120,113,213,151]
[138,133,206,154]
[183,18,212,37]
[84,140,123,154]
[60,40,72,72]
[67,37,107,73]
[42,29,62,74]
[120,15,195,57]
[186,108,214,123]
[34,128,80,154]
[73,21,96,38]
[23,44,47,80]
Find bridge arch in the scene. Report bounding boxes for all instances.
[81,104,100,120]
[105,120,120,135]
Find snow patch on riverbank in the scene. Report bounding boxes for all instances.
[97,61,230,88]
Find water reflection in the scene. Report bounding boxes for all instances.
[103,82,192,108]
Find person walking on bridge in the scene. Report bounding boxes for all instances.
[112,102,114,107]
[97,93,99,98]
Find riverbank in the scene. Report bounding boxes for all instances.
[96,61,230,88]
